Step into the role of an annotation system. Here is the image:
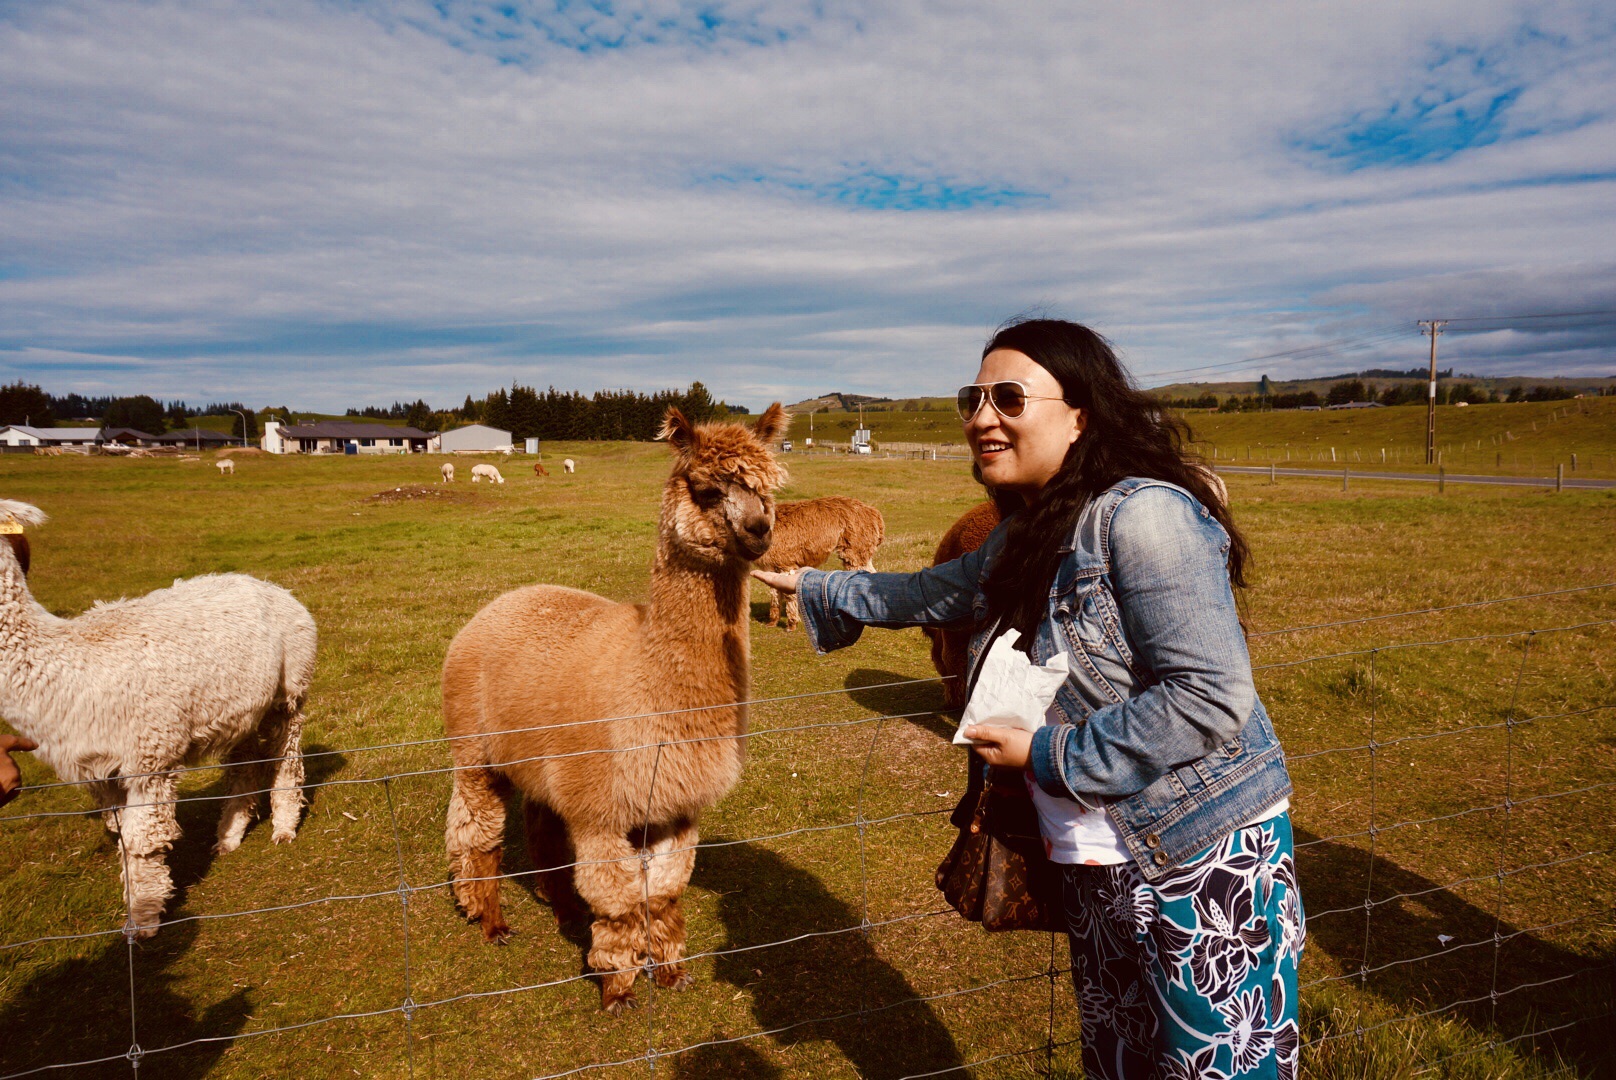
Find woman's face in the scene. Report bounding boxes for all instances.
[964,349,1085,497]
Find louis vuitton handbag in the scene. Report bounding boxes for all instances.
[933,620,1060,933]
[935,759,1060,932]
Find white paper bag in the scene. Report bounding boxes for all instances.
[952,629,1071,746]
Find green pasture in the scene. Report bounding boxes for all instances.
[0,447,1611,1079]
[830,396,1616,480]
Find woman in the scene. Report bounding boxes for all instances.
[753,319,1304,1080]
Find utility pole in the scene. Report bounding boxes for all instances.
[1420,319,1447,464]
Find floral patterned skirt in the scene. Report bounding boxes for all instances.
[1059,812,1305,1080]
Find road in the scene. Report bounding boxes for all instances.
[1213,465,1616,490]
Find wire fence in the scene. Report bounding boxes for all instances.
[1,585,1612,1077]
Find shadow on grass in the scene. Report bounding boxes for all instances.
[681,838,966,1079]
[0,919,251,1079]
[0,747,349,1077]
[843,668,956,742]
[166,744,348,914]
[1295,827,1614,1077]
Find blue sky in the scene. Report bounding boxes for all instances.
[2,1,1614,411]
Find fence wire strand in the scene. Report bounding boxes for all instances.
[1,592,1612,1078]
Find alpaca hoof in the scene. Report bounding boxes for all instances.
[271,829,296,845]
[132,921,160,941]
[481,922,513,945]
[213,837,242,856]
[602,991,639,1016]
[653,966,694,991]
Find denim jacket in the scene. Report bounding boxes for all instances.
[797,477,1292,881]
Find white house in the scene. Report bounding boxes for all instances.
[436,424,513,453]
[262,420,431,454]
[0,425,103,450]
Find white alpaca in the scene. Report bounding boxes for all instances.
[0,500,316,938]
[562,458,576,474]
[216,459,235,475]
[471,464,505,484]
[440,462,455,483]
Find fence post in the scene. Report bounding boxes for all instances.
[1556,463,1563,492]
[1439,466,1445,494]
[1343,468,1348,492]
[1269,463,1276,485]
[1570,453,1576,472]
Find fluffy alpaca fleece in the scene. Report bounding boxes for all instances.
[562,458,576,473]
[442,404,788,1014]
[441,462,455,482]
[0,500,316,938]
[921,501,1001,710]
[752,496,885,630]
[471,463,504,484]
[216,459,234,475]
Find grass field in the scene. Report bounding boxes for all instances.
[814,397,1616,480]
[0,446,1612,1079]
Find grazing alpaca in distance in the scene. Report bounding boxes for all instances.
[0,500,315,937]
[921,501,1001,710]
[533,462,549,477]
[471,463,504,484]
[752,496,885,631]
[441,462,455,483]
[442,404,789,1014]
[216,459,234,476]
[562,458,576,474]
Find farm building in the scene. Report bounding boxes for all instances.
[98,427,161,447]
[0,426,103,451]
[434,423,513,454]
[263,420,430,455]
[155,427,240,450]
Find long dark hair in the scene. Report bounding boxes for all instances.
[978,318,1250,645]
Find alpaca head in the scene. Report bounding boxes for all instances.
[658,404,789,563]
[0,500,45,577]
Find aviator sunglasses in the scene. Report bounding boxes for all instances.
[956,380,1069,422]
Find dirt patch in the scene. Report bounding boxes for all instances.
[218,446,268,457]
[366,485,470,504]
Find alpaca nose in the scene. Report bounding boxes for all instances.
[743,515,772,547]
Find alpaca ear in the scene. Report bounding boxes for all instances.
[751,402,789,444]
[658,407,697,451]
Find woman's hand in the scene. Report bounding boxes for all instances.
[750,568,804,593]
[0,734,38,808]
[962,725,1033,770]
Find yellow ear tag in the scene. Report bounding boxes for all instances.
[0,522,23,535]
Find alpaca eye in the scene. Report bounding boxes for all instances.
[691,484,722,506]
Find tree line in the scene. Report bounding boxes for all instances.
[0,383,258,436]
[1159,378,1608,413]
[344,381,748,442]
[0,378,747,444]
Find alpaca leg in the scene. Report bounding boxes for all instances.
[644,819,698,990]
[118,776,183,939]
[523,799,588,925]
[767,586,782,627]
[783,591,801,632]
[446,767,511,942]
[214,735,268,855]
[571,828,651,1015]
[266,706,306,844]
[92,780,124,836]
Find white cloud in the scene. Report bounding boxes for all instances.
[1,0,1612,411]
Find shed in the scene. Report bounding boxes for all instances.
[99,427,161,447]
[437,424,514,453]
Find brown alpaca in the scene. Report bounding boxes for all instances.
[534,462,550,477]
[442,404,789,1014]
[752,496,885,630]
[921,501,1002,710]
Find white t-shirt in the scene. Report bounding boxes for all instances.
[1027,698,1289,865]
